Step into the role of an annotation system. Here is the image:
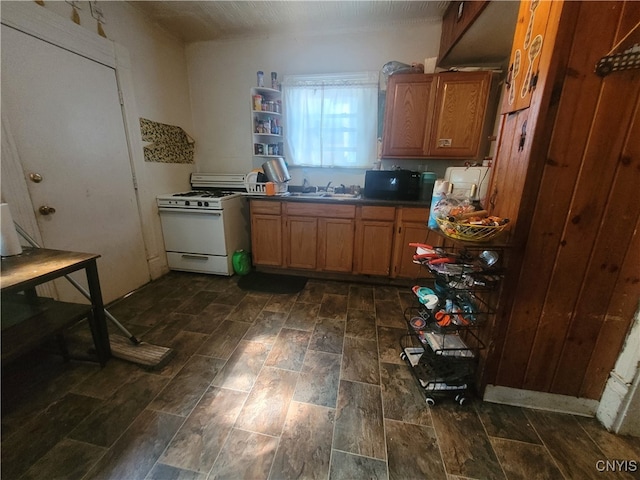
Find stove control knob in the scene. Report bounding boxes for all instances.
[185,201,190,206]
[204,202,209,207]
[197,201,203,206]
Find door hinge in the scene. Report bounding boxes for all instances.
[118,89,124,105]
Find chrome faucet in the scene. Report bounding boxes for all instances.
[326,181,334,193]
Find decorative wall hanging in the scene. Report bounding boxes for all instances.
[89,1,106,38]
[140,118,195,164]
[595,44,640,76]
[596,21,640,77]
[65,0,81,24]
[502,0,551,115]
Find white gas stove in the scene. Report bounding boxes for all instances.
[156,173,247,210]
[157,173,250,275]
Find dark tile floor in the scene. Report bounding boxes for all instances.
[2,272,639,480]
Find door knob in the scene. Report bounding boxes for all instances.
[29,172,43,183]
[39,205,56,215]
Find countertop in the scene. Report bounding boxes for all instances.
[245,193,430,208]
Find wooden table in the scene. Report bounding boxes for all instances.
[1,247,111,366]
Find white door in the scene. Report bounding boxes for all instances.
[1,24,150,303]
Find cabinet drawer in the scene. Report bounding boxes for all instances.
[250,200,281,215]
[285,202,355,218]
[359,206,396,221]
[398,207,430,223]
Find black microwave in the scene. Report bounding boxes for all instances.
[363,170,421,201]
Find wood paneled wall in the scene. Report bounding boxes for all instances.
[486,1,640,400]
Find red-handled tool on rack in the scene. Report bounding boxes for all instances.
[410,243,451,262]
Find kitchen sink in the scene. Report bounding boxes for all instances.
[289,192,360,199]
[289,192,325,197]
[325,193,360,199]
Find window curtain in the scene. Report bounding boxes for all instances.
[282,71,379,168]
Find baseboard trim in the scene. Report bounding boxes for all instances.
[147,256,168,281]
[483,384,599,417]
[255,265,418,287]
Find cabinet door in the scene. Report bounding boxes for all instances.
[391,206,440,279]
[251,214,283,266]
[428,71,492,158]
[501,0,553,114]
[393,222,428,279]
[381,73,436,157]
[318,218,355,272]
[286,216,318,270]
[355,220,395,276]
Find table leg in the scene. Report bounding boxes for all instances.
[84,260,111,365]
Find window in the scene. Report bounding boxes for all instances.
[282,71,379,168]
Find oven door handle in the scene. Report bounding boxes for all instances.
[158,207,222,215]
[180,254,210,261]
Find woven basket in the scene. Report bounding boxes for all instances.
[436,217,507,242]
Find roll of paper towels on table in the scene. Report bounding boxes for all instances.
[1,203,23,256]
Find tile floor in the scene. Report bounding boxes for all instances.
[2,272,639,480]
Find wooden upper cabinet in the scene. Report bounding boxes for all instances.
[501,0,554,114]
[382,71,497,159]
[428,71,495,158]
[381,73,436,158]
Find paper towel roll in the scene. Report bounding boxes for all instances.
[1,203,23,256]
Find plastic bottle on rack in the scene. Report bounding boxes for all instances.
[428,179,450,229]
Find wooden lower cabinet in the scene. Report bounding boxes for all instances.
[354,206,396,276]
[250,213,283,266]
[391,206,442,279]
[250,200,437,279]
[285,216,318,269]
[282,202,356,272]
[318,218,354,272]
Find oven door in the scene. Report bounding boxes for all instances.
[158,207,227,255]
[158,207,231,274]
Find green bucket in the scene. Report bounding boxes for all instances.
[232,249,252,276]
